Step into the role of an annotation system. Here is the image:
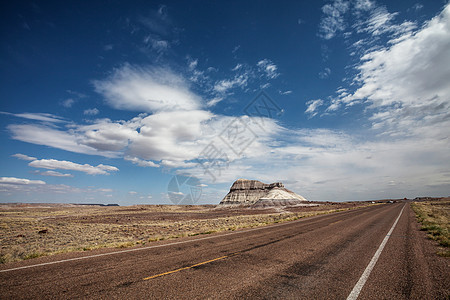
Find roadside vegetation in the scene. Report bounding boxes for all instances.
[0,202,371,264]
[411,198,449,257]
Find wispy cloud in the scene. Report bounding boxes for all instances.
[213,74,248,93]
[257,59,280,79]
[37,170,74,177]
[93,64,202,112]
[0,177,46,185]
[29,158,118,175]
[305,99,324,118]
[12,153,36,161]
[279,90,293,95]
[355,6,417,37]
[8,124,119,157]
[2,112,66,123]
[61,98,75,108]
[319,0,350,39]
[83,108,99,116]
[330,3,450,137]
[319,67,331,79]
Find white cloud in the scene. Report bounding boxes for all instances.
[257,59,280,79]
[78,118,138,152]
[412,3,423,12]
[93,64,202,113]
[38,170,73,177]
[28,159,118,175]
[305,99,324,117]
[129,191,138,195]
[188,58,198,71]
[125,156,159,168]
[0,177,46,185]
[319,67,331,79]
[62,98,75,108]
[213,74,248,93]
[2,112,66,123]
[319,0,350,39]
[169,191,184,195]
[66,90,87,99]
[279,90,292,95]
[143,36,169,53]
[84,108,99,116]
[356,6,417,37]
[128,110,214,162]
[8,124,118,157]
[206,97,224,107]
[329,3,450,136]
[354,0,375,12]
[232,63,243,71]
[12,153,36,161]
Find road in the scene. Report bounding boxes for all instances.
[1,202,448,299]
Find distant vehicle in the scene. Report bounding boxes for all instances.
[388,200,394,203]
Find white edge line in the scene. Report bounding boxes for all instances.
[346,204,405,300]
[0,208,339,273]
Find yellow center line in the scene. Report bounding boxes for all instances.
[143,252,238,280]
[330,220,343,225]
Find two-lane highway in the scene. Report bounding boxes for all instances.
[1,203,448,299]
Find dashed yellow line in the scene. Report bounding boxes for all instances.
[143,253,237,280]
[330,220,343,225]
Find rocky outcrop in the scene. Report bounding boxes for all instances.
[219,179,307,206]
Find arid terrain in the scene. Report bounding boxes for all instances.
[1,201,448,299]
[0,201,375,264]
[411,198,449,256]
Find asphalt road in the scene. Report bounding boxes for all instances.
[1,202,448,299]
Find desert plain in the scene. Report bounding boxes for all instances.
[1,201,375,264]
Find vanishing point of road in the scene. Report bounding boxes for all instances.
[1,202,449,299]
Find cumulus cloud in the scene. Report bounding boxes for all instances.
[128,110,214,162]
[312,3,450,140]
[93,64,202,113]
[28,159,118,175]
[330,3,450,136]
[77,118,139,152]
[124,156,159,168]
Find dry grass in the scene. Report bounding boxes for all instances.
[0,202,372,264]
[411,198,449,257]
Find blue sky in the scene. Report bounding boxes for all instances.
[1,0,449,205]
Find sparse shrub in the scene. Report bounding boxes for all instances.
[24,252,45,260]
[411,201,449,257]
